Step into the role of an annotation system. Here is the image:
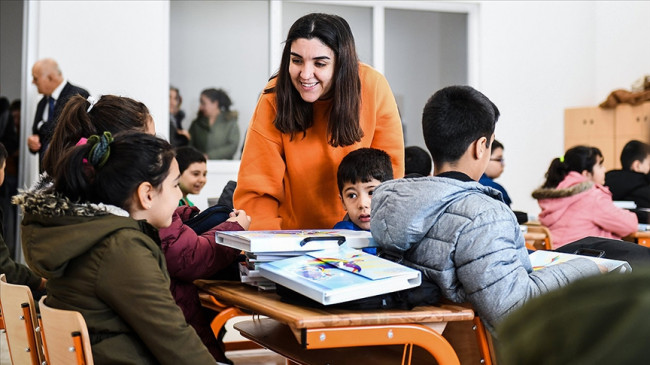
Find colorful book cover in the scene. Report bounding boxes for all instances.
[259,248,421,305]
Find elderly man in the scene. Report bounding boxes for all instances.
[28,58,88,170]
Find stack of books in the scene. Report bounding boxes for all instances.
[216,229,377,289]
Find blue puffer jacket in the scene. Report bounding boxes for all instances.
[371,176,601,328]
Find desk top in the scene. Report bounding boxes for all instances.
[195,280,474,329]
[627,230,650,239]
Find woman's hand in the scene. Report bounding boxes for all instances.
[228,209,251,230]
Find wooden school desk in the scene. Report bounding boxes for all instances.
[195,280,477,365]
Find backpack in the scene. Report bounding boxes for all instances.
[555,236,650,270]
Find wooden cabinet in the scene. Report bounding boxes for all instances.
[565,102,650,170]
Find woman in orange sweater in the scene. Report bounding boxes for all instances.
[234,13,404,230]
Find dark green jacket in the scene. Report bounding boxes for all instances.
[14,189,215,364]
[189,112,239,159]
[0,234,41,290]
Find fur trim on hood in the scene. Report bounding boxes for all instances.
[531,181,593,200]
[13,186,129,218]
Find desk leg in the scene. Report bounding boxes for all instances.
[303,324,460,365]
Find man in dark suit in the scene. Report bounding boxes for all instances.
[28,58,88,171]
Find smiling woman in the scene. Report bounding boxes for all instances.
[234,13,405,231]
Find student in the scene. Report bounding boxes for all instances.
[160,146,250,363]
[234,13,404,230]
[532,145,638,248]
[478,139,512,206]
[333,147,393,231]
[404,145,432,177]
[0,142,46,297]
[14,132,217,364]
[370,85,602,330]
[605,139,650,208]
[175,146,207,207]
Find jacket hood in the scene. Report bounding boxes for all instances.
[13,188,149,279]
[370,176,503,252]
[532,172,600,226]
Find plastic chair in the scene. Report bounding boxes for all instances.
[38,296,94,365]
[0,273,45,365]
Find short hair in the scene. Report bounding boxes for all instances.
[337,148,393,193]
[422,85,500,166]
[540,145,602,188]
[491,139,504,152]
[175,146,206,173]
[270,13,363,148]
[404,146,432,176]
[44,94,151,178]
[55,132,175,210]
[621,140,650,171]
[0,142,7,166]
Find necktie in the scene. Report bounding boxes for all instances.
[48,96,55,122]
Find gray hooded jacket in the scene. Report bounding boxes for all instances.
[371,176,601,328]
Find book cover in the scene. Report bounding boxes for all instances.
[216,229,376,253]
[529,250,632,273]
[258,248,421,305]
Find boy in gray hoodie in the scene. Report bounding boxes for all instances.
[371,85,603,330]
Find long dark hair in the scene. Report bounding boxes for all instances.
[541,145,602,188]
[55,132,175,210]
[43,94,150,178]
[268,13,362,147]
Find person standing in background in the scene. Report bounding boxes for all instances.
[169,86,190,147]
[189,88,239,159]
[28,58,89,171]
[234,13,404,230]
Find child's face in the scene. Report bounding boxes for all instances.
[485,147,504,179]
[586,155,606,186]
[339,178,381,231]
[147,158,182,229]
[179,161,207,196]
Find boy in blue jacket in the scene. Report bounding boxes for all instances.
[371,86,603,330]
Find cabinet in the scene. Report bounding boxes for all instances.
[565,102,650,170]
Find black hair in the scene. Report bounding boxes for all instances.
[620,140,650,171]
[175,146,206,173]
[404,146,432,176]
[422,85,499,166]
[491,140,504,152]
[0,142,7,166]
[541,145,602,188]
[337,148,393,193]
[269,13,363,147]
[55,132,175,210]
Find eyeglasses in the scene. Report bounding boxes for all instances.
[490,158,505,164]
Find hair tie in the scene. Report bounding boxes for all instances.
[87,131,114,168]
[86,95,101,113]
[559,156,565,163]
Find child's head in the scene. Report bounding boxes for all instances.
[404,146,432,177]
[542,145,604,188]
[175,146,207,197]
[422,86,499,176]
[43,95,154,178]
[55,131,181,229]
[621,140,650,174]
[337,148,393,230]
[484,140,505,179]
[0,142,7,186]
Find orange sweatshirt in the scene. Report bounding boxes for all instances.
[234,63,404,230]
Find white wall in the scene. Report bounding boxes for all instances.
[22,0,170,188]
[476,1,650,216]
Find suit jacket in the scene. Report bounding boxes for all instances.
[32,81,89,164]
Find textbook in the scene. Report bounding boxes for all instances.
[258,247,421,305]
[216,229,377,253]
[529,250,632,273]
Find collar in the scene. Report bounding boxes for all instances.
[50,78,68,101]
[437,171,474,182]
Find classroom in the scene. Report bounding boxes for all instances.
[1,1,649,364]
